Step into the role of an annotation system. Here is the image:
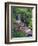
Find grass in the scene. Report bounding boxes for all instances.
[11,28,27,38]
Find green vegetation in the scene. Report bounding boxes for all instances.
[16,8,32,27]
[11,27,27,38]
[11,7,32,37]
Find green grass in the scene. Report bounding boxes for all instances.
[11,28,27,38]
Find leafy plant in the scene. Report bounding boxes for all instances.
[11,7,32,37]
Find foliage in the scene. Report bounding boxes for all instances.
[11,27,27,37]
[15,7,32,27]
[28,19,32,30]
[11,7,32,37]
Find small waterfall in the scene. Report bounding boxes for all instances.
[16,14,21,23]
